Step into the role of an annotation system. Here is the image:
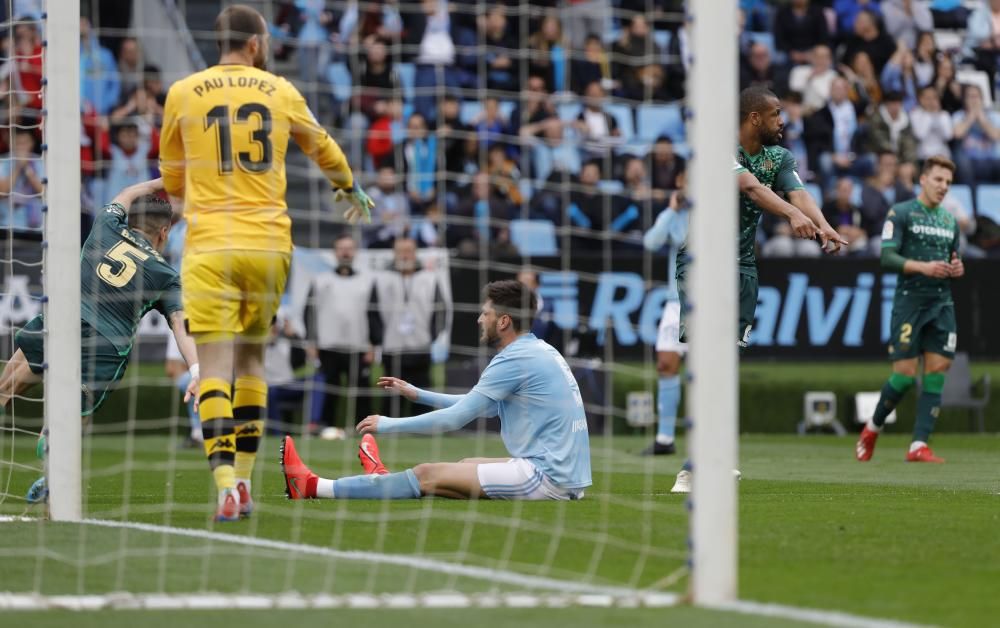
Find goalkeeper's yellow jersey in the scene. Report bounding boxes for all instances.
[160,63,354,253]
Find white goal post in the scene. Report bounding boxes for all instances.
[44,0,82,521]
[688,0,739,606]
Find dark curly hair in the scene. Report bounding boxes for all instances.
[483,280,538,332]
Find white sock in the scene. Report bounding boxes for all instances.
[655,434,675,445]
[866,420,882,433]
[909,441,927,453]
[316,478,336,499]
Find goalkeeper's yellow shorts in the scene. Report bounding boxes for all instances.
[182,250,291,343]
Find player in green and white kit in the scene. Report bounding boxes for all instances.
[0,178,199,501]
[856,156,963,464]
[671,86,847,493]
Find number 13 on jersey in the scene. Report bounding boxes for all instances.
[204,103,273,174]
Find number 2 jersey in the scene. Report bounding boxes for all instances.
[159,64,354,254]
[81,203,182,354]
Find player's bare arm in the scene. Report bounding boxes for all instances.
[736,171,818,240]
[785,188,849,253]
[110,178,164,209]
[168,310,200,405]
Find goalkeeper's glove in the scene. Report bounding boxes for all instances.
[334,183,375,225]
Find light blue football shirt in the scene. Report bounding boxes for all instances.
[643,206,689,301]
[472,334,592,489]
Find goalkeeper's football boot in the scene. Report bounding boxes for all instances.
[358,434,389,475]
[855,426,880,461]
[236,479,254,518]
[670,469,691,494]
[905,445,944,463]
[25,476,48,504]
[215,487,241,522]
[281,435,317,499]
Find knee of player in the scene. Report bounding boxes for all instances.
[893,363,919,378]
[657,353,680,376]
[411,463,435,489]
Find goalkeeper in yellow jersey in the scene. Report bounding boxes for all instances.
[159,4,373,522]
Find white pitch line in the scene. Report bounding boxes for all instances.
[0,517,930,627]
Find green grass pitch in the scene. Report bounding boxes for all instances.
[0,432,997,627]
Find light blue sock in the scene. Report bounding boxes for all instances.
[175,371,200,436]
[331,469,422,499]
[657,375,680,443]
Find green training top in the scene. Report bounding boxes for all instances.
[80,202,182,355]
[736,144,805,276]
[880,198,960,299]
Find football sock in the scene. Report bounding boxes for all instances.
[199,377,236,492]
[656,375,680,445]
[913,372,944,443]
[871,372,915,429]
[317,469,422,499]
[233,376,267,480]
[909,440,928,453]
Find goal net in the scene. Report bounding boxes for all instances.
[0,0,735,611]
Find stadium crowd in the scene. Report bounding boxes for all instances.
[5,1,1000,257]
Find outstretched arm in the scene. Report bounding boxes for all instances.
[357,390,499,435]
[111,178,164,210]
[378,376,475,409]
[786,188,848,253]
[737,171,819,240]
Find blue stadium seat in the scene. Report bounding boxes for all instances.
[604,103,635,142]
[976,184,1000,223]
[557,102,582,122]
[327,62,352,102]
[518,178,534,203]
[653,30,672,53]
[396,62,415,102]
[636,103,684,143]
[949,183,974,215]
[510,219,559,256]
[805,183,823,206]
[747,31,775,55]
[532,144,554,181]
[459,100,516,126]
[597,180,625,194]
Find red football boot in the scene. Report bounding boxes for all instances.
[906,445,945,463]
[855,426,880,462]
[281,436,318,499]
[358,434,389,475]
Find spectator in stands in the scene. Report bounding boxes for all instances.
[367,97,404,168]
[620,155,666,206]
[264,314,310,435]
[788,44,838,115]
[436,95,471,184]
[367,165,411,248]
[472,97,508,150]
[740,41,789,94]
[351,36,399,124]
[527,14,566,92]
[402,112,437,211]
[931,53,964,113]
[781,92,811,179]
[568,160,609,248]
[613,157,666,245]
[774,0,830,67]
[509,74,559,140]
[487,143,523,207]
[80,14,120,115]
[0,127,43,230]
[570,33,614,95]
[880,42,923,111]
[822,177,873,255]
[293,0,336,113]
[306,234,381,429]
[882,0,934,50]
[840,51,883,112]
[761,208,823,257]
[911,84,954,159]
[110,65,165,133]
[482,6,519,93]
[117,37,144,100]
[866,91,920,166]
[805,77,872,186]
[650,136,686,194]
[12,20,42,113]
[913,31,938,87]
[841,9,897,75]
[560,0,612,51]
[104,120,156,202]
[930,0,970,30]
[861,151,915,251]
[376,237,448,416]
[941,190,981,256]
[834,0,882,36]
[964,0,1000,85]
[952,84,1000,183]
[574,81,621,161]
[451,171,514,254]
[406,0,456,122]
[611,14,662,100]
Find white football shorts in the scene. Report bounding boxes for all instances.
[476,458,584,501]
[656,299,688,354]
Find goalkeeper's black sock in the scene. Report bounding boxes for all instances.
[871,373,914,429]
[200,377,236,492]
[233,375,267,483]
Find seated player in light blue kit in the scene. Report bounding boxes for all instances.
[281,280,592,501]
